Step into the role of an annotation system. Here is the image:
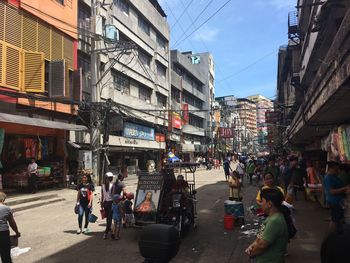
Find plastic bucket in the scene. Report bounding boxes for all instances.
[224,214,235,230]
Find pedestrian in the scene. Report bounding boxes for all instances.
[0,192,21,263]
[76,174,94,234]
[228,171,241,201]
[124,192,135,228]
[223,155,233,181]
[245,188,288,263]
[256,173,285,206]
[27,158,38,194]
[246,160,256,185]
[324,161,350,234]
[264,157,281,186]
[111,194,124,240]
[236,159,245,185]
[101,172,114,239]
[113,174,126,197]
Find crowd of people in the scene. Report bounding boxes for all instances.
[221,152,350,263]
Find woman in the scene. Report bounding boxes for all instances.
[101,172,114,239]
[228,171,241,201]
[0,192,20,263]
[76,174,94,234]
[256,172,285,206]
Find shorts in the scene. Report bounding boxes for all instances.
[113,219,122,229]
[125,213,134,224]
[330,204,344,223]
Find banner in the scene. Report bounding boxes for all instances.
[124,122,155,141]
[220,128,233,138]
[182,104,189,125]
[172,112,182,129]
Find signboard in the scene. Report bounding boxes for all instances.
[134,173,163,223]
[191,55,200,64]
[182,104,189,125]
[123,122,155,141]
[220,127,234,138]
[172,112,182,129]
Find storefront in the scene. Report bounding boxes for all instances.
[0,113,87,192]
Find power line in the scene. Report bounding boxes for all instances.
[172,0,232,48]
[170,0,194,30]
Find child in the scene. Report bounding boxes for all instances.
[124,192,135,228]
[111,194,124,240]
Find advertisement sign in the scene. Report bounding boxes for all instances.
[134,173,163,223]
[172,112,182,129]
[220,128,234,138]
[124,122,155,141]
[182,104,189,125]
[214,110,221,123]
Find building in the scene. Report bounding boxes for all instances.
[237,98,257,154]
[73,0,170,180]
[247,95,273,149]
[0,0,84,191]
[170,50,210,160]
[277,1,350,159]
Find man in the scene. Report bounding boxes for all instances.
[27,158,38,194]
[324,161,350,233]
[265,157,281,186]
[245,188,288,263]
[283,156,307,200]
[223,156,232,181]
[246,160,256,185]
[172,175,190,193]
[236,160,245,185]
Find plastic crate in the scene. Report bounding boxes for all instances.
[224,200,245,218]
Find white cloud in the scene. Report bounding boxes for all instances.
[193,26,219,42]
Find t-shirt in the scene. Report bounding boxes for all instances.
[256,186,285,203]
[113,181,126,195]
[112,203,122,221]
[324,175,345,205]
[256,213,288,263]
[236,163,245,175]
[28,163,38,174]
[0,204,12,231]
[223,160,231,172]
[124,200,133,214]
[102,183,114,202]
[246,163,256,174]
[77,183,93,206]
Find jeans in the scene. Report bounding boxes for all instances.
[248,173,254,184]
[29,173,37,193]
[0,230,12,263]
[103,201,113,234]
[78,204,90,229]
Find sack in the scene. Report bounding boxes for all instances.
[100,208,106,219]
[280,205,297,239]
[74,205,79,215]
[89,213,98,223]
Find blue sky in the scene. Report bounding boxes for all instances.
[159,0,296,99]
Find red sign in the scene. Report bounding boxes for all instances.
[220,128,233,138]
[172,112,182,129]
[182,104,189,125]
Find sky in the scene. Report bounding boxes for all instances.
[158,0,296,99]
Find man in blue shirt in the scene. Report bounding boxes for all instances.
[324,161,350,233]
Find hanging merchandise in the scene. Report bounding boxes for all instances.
[37,136,42,161]
[41,138,49,158]
[346,126,350,161]
[330,129,340,160]
[337,126,346,163]
[0,129,4,169]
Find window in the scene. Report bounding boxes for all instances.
[189,114,204,128]
[56,0,64,5]
[44,60,50,92]
[113,72,130,95]
[139,85,151,103]
[157,62,166,79]
[139,51,151,68]
[173,64,183,76]
[114,0,129,16]
[78,55,91,74]
[157,93,167,108]
[157,34,167,51]
[138,16,150,35]
[171,87,180,103]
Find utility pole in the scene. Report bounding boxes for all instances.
[90,0,101,185]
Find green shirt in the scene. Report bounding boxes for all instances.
[256,213,288,263]
[247,163,256,174]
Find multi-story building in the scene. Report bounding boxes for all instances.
[0,0,84,191]
[277,1,350,156]
[237,98,257,153]
[247,95,273,148]
[73,0,170,178]
[170,50,208,160]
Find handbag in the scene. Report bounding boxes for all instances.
[100,208,106,219]
[89,213,98,223]
[74,205,79,215]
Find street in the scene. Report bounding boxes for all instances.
[9,168,328,263]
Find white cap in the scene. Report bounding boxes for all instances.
[106,172,114,177]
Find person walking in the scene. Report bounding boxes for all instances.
[246,160,256,185]
[245,188,288,263]
[111,194,124,240]
[324,161,350,234]
[264,157,281,186]
[76,174,94,234]
[101,172,114,239]
[0,192,20,263]
[27,158,38,194]
[236,160,245,185]
[223,155,232,181]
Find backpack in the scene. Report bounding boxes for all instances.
[280,204,297,239]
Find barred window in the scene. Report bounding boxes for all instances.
[113,72,130,95]
[139,85,151,103]
[157,34,167,51]
[157,62,166,79]
[157,93,167,108]
[139,51,151,68]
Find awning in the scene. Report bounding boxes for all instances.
[0,113,88,131]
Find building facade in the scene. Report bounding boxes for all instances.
[237,98,257,154]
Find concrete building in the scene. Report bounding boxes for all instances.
[74,0,170,177]
[171,50,214,161]
[247,95,273,148]
[237,98,257,153]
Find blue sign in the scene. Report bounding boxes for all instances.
[123,122,155,141]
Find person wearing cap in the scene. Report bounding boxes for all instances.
[324,161,350,233]
[111,194,124,240]
[101,172,114,239]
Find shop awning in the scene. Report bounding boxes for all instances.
[0,113,88,131]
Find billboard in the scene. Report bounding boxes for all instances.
[220,128,234,138]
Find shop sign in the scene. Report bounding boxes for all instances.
[220,128,233,138]
[124,122,155,141]
[168,133,181,142]
[182,104,189,125]
[125,139,138,145]
[155,133,165,142]
[172,112,182,129]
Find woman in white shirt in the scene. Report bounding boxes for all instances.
[101,172,114,239]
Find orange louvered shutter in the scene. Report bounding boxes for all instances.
[4,43,21,90]
[0,42,3,85]
[4,3,22,48]
[49,60,66,97]
[0,3,4,41]
[23,50,45,92]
